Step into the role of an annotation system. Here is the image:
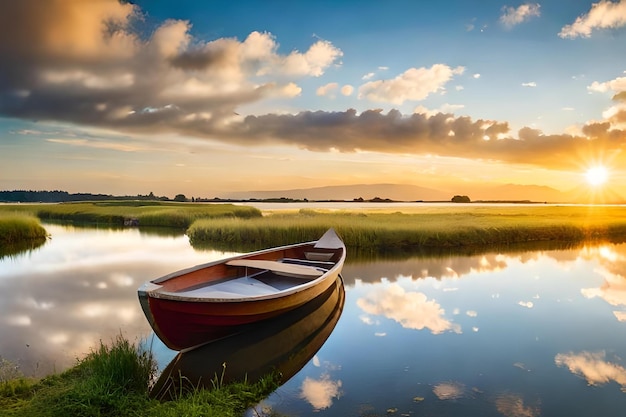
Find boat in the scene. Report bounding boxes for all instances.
[138,228,346,351]
[150,275,345,400]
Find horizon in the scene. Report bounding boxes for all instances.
[2,1,626,203]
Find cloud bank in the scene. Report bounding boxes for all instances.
[1,0,626,173]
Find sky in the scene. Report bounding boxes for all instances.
[1,0,626,201]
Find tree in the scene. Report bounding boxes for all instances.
[173,194,188,202]
[451,195,471,203]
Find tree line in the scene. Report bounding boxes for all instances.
[0,190,169,203]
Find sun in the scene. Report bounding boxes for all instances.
[585,166,609,186]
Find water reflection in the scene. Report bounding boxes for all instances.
[3,225,626,415]
[0,224,230,376]
[150,277,344,400]
[555,351,626,391]
[357,282,461,334]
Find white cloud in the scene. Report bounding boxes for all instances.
[500,3,541,28]
[588,76,626,93]
[316,82,339,97]
[341,84,354,96]
[560,0,626,38]
[522,82,537,87]
[358,64,465,105]
[362,72,375,80]
[282,39,343,77]
[473,73,481,79]
[518,301,534,308]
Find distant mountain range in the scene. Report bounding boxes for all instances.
[221,183,585,203]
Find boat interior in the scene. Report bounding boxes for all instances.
[165,247,343,299]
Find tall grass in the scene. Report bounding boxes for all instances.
[187,206,626,251]
[0,213,48,258]
[0,214,48,244]
[33,202,262,228]
[0,336,280,417]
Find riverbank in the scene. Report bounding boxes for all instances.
[0,214,48,258]
[187,205,626,251]
[3,202,626,254]
[0,336,279,416]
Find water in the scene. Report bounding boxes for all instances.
[2,224,626,415]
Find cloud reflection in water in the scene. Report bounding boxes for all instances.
[357,283,461,334]
[555,351,626,391]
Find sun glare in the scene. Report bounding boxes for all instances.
[585,166,609,186]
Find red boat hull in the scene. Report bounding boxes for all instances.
[138,229,346,350]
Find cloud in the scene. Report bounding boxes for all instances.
[0,0,341,131]
[433,381,464,400]
[317,82,339,97]
[500,3,541,28]
[356,283,461,334]
[340,84,354,96]
[358,65,465,105]
[495,394,539,417]
[522,82,537,87]
[300,374,342,410]
[2,1,626,174]
[560,0,626,38]
[555,351,626,388]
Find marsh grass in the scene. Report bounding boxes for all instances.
[0,336,280,417]
[187,205,626,251]
[0,213,48,258]
[33,202,262,228]
[0,214,48,244]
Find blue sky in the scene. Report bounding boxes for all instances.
[1,0,626,201]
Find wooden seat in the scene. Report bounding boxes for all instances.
[226,259,323,278]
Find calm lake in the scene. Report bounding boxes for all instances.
[2,223,626,416]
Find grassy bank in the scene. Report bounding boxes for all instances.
[34,201,262,228]
[187,205,626,252]
[4,202,626,254]
[0,336,280,417]
[0,214,48,258]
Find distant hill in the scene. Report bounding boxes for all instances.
[221,183,451,202]
[467,184,570,203]
[221,183,571,203]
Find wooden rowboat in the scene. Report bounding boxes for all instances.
[150,275,345,400]
[138,228,346,351]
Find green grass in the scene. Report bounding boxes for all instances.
[187,205,626,252]
[0,213,48,258]
[0,336,280,417]
[33,202,262,228]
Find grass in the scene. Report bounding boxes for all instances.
[187,205,626,252]
[34,201,262,228]
[0,336,280,417]
[4,202,626,256]
[0,213,48,258]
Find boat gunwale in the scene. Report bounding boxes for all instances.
[140,233,346,304]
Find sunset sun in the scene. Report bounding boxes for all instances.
[585,166,609,187]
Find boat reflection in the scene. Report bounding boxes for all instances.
[150,276,345,400]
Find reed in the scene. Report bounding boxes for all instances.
[32,201,262,228]
[187,206,626,251]
[0,213,48,244]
